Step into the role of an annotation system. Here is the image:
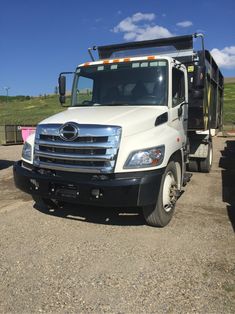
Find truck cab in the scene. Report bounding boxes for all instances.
[13,34,223,227]
[57,55,188,172]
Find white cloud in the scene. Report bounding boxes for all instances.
[223,46,235,55]
[132,25,173,41]
[131,12,155,22]
[176,20,193,28]
[113,18,137,33]
[211,46,235,69]
[112,12,173,41]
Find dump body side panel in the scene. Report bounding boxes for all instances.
[169,51,224,131]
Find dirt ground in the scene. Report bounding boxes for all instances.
[0,136,234,313]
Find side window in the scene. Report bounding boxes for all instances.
[172,68,185,107]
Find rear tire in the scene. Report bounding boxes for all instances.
[199,141,213,173]
[187,159,199,172]
[143,161,179,227]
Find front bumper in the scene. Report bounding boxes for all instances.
[13,161,164,207]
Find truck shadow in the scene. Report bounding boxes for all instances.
[219,139,235,232]
[34,202,145,226]
[0,160,15,170]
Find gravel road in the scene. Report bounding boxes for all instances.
[0,136,234,313]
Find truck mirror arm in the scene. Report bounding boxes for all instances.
[178,102,188,118]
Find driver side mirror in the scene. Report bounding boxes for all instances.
[58,75,66,104]
[58,71,74,106]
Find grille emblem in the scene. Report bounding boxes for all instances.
[59,122,79,141]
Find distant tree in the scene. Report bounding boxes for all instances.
[54,86,58,95]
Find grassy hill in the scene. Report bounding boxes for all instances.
[0,95,66,125]
[224,83,235,126]
[0,83,235,127]
[224,77,235,84]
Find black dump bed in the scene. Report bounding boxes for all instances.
[98,35,193,60]
[97,34,224,131]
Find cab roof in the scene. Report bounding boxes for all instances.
[78,55,180,68]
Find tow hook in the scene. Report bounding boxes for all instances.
[30,179,39,190]
[91,189,103,199]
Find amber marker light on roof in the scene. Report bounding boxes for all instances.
[147,56,156,60]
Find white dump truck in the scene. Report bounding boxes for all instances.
[14,33,223,227]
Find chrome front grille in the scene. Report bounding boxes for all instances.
[33,123,121,173]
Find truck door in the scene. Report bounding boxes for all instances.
[169,66,188,146]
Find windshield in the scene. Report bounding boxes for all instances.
[72,60,168,107]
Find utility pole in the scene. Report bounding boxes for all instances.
[3,87,10,103]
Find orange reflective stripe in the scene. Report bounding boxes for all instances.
[83,56,157,67]
[147,56,156,60]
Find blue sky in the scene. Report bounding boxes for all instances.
[1,0,235,96]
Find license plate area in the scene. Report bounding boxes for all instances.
[50,183,79,199]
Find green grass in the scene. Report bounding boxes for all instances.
[0,95,66,125]
[224,83,235,126]
[0,83,235,126]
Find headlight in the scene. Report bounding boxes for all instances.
[22,142,32,161]
[124,145,165,169]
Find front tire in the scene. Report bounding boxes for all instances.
[143,161,179,227]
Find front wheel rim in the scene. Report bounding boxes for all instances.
[162,171,177,213]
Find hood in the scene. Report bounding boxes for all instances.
[39,106,167,137]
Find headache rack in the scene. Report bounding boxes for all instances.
[97,34,194,60]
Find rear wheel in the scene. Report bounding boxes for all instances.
[199,141,213,173]
[143,161,179,227]
[187,158,199,172]
[187,141,213,173]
